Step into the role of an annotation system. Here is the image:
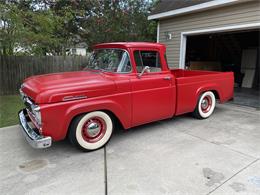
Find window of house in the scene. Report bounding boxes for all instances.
[134,50,162,73]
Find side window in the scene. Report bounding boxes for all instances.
[134,50,143,73]
[134,50,162,73]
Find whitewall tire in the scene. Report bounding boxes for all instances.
[193,91,216,119]
[69,111,113,151]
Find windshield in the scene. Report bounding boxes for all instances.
[85,49,132,73]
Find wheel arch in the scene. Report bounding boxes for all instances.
[101,109,124,130]
[63,102,129,140]
[211,90,220,100]
[193,85,222,111]
[196,85,222,102]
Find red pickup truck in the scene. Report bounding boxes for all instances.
[19,42,234,151]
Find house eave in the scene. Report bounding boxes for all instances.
[148,0,241,20]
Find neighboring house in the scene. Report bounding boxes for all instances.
[149,0,260,108]
[66,42,88,56]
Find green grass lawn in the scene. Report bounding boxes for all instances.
[0,95,24,128]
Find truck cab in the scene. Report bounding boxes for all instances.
[93,42,176,126]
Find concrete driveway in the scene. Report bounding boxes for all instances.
[0,104,259,195]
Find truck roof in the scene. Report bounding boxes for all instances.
[94,42,166,50]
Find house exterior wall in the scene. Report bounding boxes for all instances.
[75,48,87,56]
[66,48,87,56]
[158,1,260,68]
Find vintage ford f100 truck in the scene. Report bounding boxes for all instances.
[19,42,234,151]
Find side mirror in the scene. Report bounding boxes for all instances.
[138,66,150,78]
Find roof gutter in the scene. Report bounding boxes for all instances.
[148,0,241,20]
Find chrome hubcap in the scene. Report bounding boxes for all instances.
[201,95,212,113]
[201,99,209,109]
[86,121,101,137]
[82,116,107,143]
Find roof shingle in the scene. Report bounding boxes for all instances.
[150,0,213,15]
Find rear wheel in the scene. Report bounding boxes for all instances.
[193,91,216,119]
[69,111,113,151]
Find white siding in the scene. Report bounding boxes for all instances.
[159,1,260,68]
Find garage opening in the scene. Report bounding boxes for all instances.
[185,29,260,109]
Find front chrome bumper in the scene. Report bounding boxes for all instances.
[18,109,52,149]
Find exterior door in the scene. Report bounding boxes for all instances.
[131,50,174,126]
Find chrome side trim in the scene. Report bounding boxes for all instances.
[62,95,87,102]
[18,109,51,149]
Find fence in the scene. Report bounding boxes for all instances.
[0,56,89,95]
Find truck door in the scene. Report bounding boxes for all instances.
[131,49,175,126]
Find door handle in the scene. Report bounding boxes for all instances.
[163,76,171,80]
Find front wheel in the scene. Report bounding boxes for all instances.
[69,111,113,151]
[193,91,216,119]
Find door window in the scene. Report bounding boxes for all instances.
[134,50,162,73]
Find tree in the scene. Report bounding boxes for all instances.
[75,0,157,48]
[0,0,75,55]
[0,2,24,55]
[0,0,157,56]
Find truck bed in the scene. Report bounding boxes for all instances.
[171,69,234,116]
[171,69,222,78]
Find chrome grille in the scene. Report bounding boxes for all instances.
[19,88,37,118]
[19,88,41,127]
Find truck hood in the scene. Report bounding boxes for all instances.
[21,71,116,103]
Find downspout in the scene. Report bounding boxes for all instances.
[157,21,160,43]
